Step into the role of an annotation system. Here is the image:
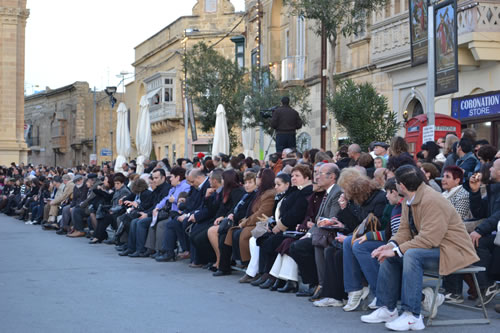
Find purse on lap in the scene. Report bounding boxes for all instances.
[351,213,380,244]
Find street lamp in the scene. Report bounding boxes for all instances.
[105,86,117,162]
[182,28,199,159]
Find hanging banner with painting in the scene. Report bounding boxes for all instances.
[409,0,428,66]
[434,0,458,96]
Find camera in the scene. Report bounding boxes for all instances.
[260,105,279,119]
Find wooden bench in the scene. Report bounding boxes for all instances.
[423,265,490,326]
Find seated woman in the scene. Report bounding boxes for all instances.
[90,173,130,244]
[341,178,402,312]
[220,168,276,282]
[209,171,258,274]
[314,173,386,308]
[420,162,442,193]
[190,169,245,267]
[254,165,313,290]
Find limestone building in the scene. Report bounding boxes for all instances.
[0,0,29,165]
[127,0,244,162]
[246,0,500,151]
[24,82,124,167]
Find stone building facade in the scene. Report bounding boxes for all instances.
[0,0,29,165]
[24,82,124,167]
[127,0,244,162]
[244,0,500,152]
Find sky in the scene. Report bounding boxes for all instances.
[25,0,245,94]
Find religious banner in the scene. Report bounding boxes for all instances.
[434,0,458,96]
[409,0,428,66]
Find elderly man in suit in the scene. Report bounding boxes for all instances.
[289,163,342,299]
[43,174,74,228]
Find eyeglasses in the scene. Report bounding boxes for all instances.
[318,172,332,176]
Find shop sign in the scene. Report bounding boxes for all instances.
[451,91,500,120]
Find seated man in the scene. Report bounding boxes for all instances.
[362,165,478,331]
[466,158,500,305]
[44,174,74,228]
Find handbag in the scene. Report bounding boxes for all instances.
[218,217,233,235]
[311,225,336,248]
[494,221,500,247]
[96,204,111,220]
[251,221,269,239]
[283,231,305,240]
[351,213,380,244]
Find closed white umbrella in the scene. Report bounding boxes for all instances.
[114,102,131,173]
[242,96,255,158]
[136,96,152,174]
[211,104,230,157]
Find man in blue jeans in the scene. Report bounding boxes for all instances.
[361,165,479,331]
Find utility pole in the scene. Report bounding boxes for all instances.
[320,23,327,150]
[427,1,436,127]
[93,87,96,155]
[256,0,264,160]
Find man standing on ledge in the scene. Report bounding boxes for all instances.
[271,96,302,154]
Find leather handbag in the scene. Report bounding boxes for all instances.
[311,225,336,248]
[351,213,380,244]
[251,221,269,239]
[218,217,233,235]
[96,204,111,220]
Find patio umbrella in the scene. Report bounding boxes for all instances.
[136,95,152,174]
[242,96,256,158]
[211,104,230,157]
[114,102,131,173]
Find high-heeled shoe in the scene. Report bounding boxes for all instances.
[278,280,298,293]
[259,277,276,289]
[251,273,268,287]
[270,279,286,291]
[89,238,101,244]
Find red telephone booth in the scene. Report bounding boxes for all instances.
[404,114,462,157]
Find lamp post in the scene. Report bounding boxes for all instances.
[182,28,199,159]
[105,86,117,162]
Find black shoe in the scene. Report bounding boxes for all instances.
[33,221,41,225]
[296,285,316,297]
[103,238,117,245]
[309,286,322,302]
[128,251,144,258]
[202,262,214,269]
[251,273,268,287]
[278,280,298,293]
[116,244,127,252]
[118,249,133,256]
[56,229,67,235]
[208,266,217,272]
[271,279,286,291]
[213,270,231,277]
[155,253,175,262]
[259,277,276,289]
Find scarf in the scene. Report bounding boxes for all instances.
[442,185,462,200]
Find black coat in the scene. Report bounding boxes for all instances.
[71,184,88,207]
[271,105,302,134]
[194,188,223,223]
[215,187,246,219]
[185,178,210,214]
[233,190,257,223]
[337,189,387,234]
[468,182,500,236]
[146,181,171,216]
[279,185,314,230]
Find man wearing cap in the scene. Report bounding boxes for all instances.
[55,175,88,234]
[271,96,302,154]
[44,174,74,226]
[373,142,389,161]
[68,173,100,237]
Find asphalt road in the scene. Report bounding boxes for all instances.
[0,214,499,333]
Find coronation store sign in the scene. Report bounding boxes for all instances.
[452,91,500,120]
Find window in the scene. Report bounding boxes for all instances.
[205,0,216,13]
[297,17,305,57]
[231,36,245,69]
[146,74,175,105]
[164,78,173,103]
[285,29,290,57]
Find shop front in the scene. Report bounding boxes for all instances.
[451,91,500,148]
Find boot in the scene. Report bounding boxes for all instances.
[270,279,286,291]
[278,280,298,293]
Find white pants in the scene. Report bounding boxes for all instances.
[269,253,299,282]
[246,237,260,277]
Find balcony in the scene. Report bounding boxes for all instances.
[281,56,306,82]
[370,12,411,67]
[458,1,500,61]
[51,119,68,151]
[150,103,180,123]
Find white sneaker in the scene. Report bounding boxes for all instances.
[313,297,344,307]
[25,220,34,225]
[421,287,444,318]
[385,311,425,331]
[361,306,398,323]
[368,297,379,309]
[343,286,370,311]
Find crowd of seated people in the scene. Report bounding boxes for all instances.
[1,129,499,331]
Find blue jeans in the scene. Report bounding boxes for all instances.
[343,235,384,295]
[376,248,440,315]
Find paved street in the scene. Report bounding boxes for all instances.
[0,214,499,333]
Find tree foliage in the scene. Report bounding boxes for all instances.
[284,0,388,92]
[243,67,312,136]
[184,42,246,149]
[327,79,400,150]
